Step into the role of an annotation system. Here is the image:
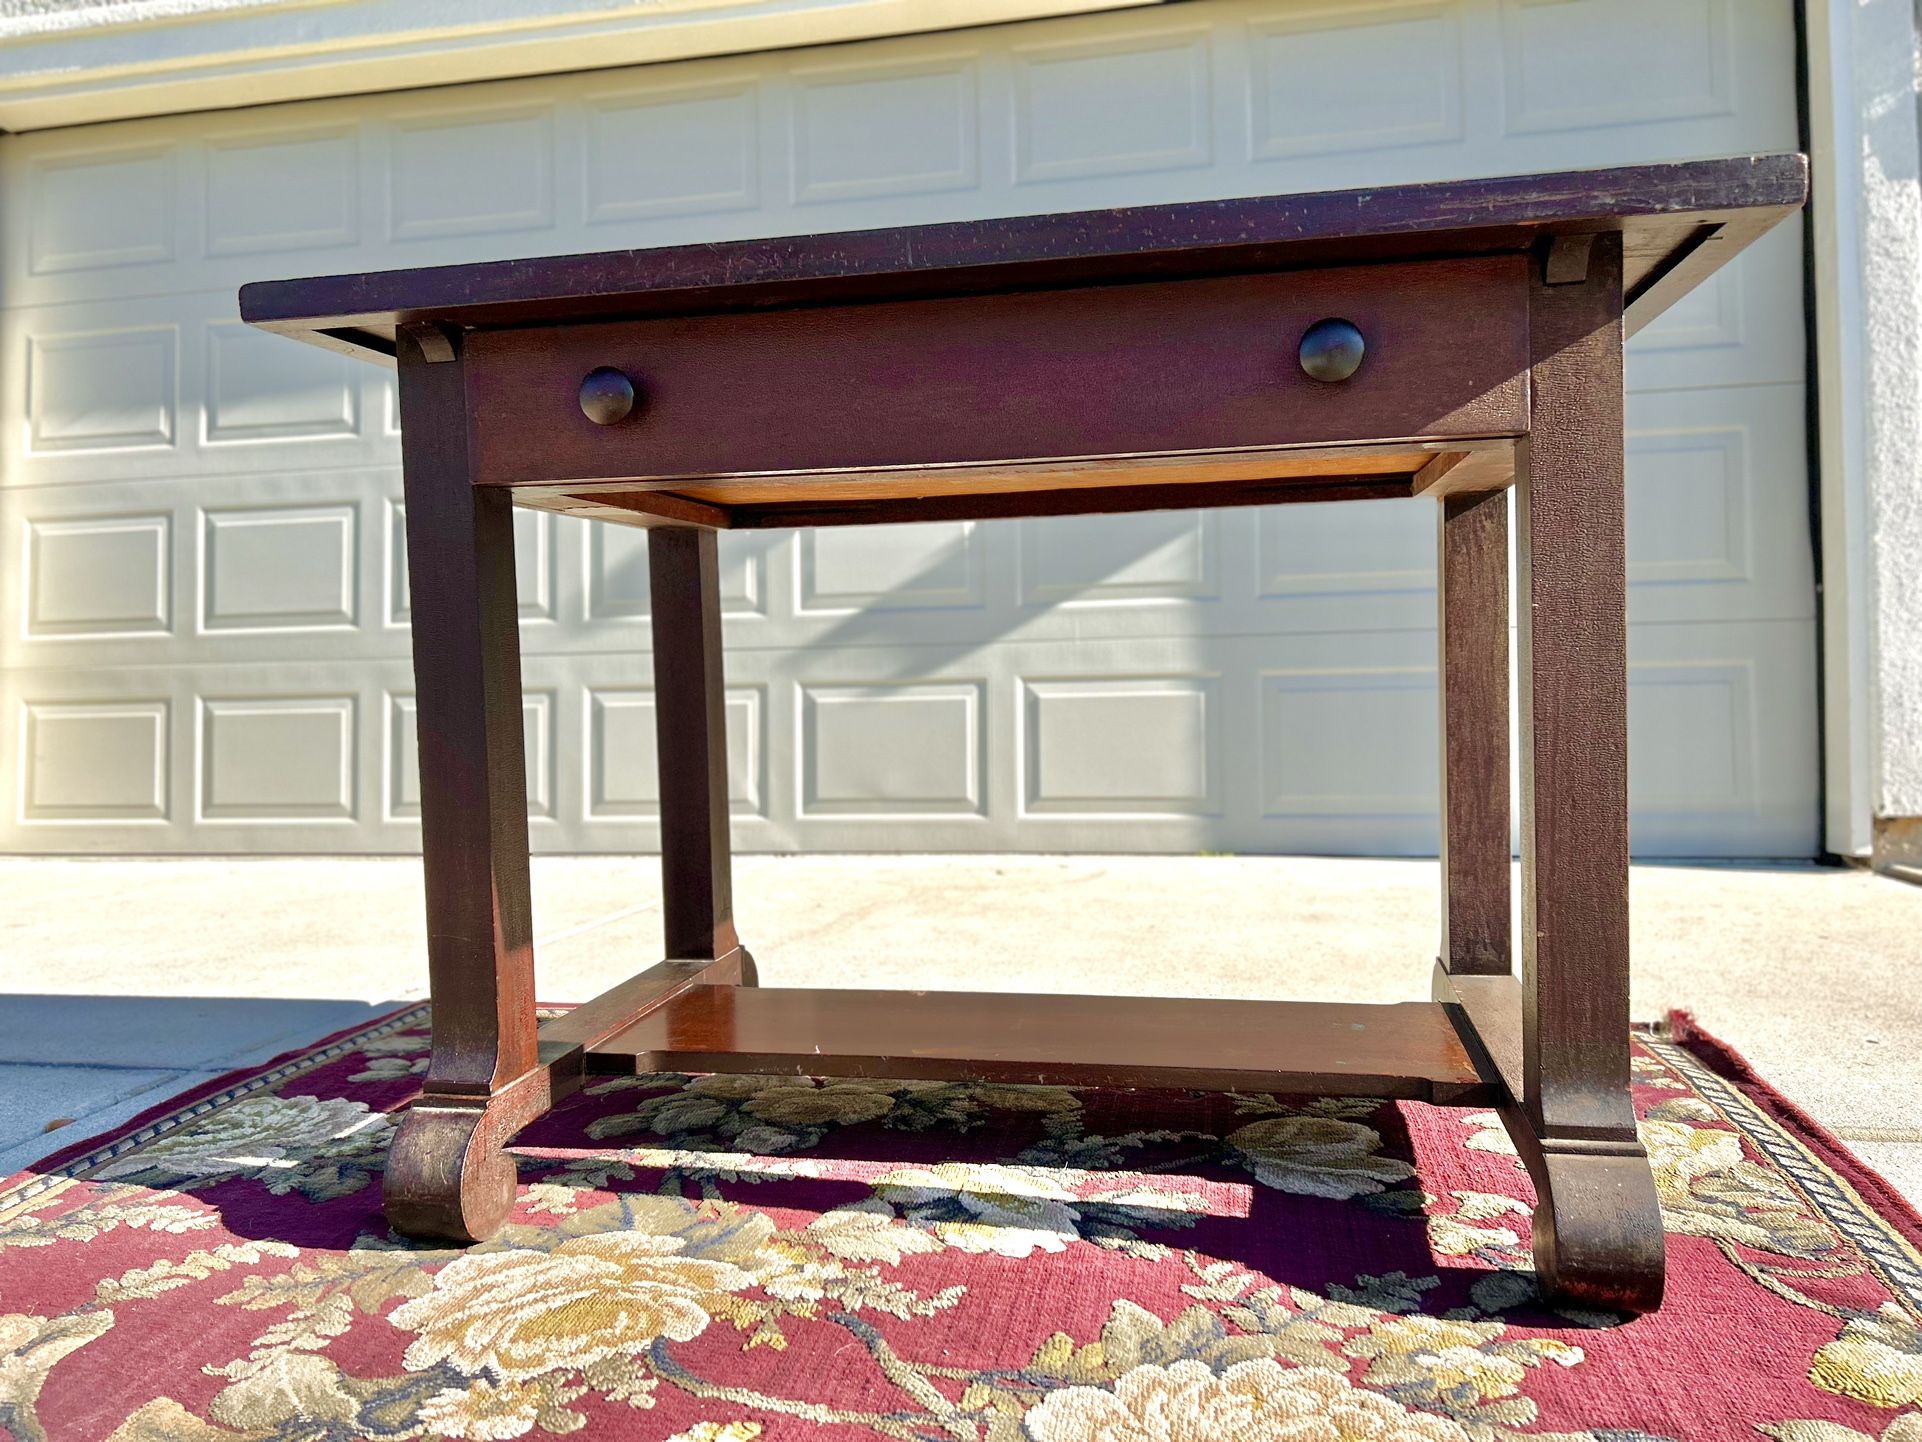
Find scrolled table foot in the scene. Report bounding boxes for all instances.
[1524,1136,1666,1314]
[383,1098,521,1244]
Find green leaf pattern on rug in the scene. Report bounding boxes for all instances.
[1222,1116,1416,1199]
[584,1073,1082,1155]
[92,1095,392,1202]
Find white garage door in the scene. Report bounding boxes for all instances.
[0,0,1818,857]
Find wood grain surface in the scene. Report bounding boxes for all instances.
[391,328,538,1098]
[1515,233,1636,1143]
[462,260,1530,492]
[648,528,742,965]
[241,155,1806,359]
[590,985,1497,1103]
[1437,489,1512,975]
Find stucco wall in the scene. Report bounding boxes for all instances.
[1864,28,1922,821]
[1808,0,1922,859]
[0,0,293,28]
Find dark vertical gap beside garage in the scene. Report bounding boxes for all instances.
[1793,0,1837,862]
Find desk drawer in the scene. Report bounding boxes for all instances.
[461,255,1529,490]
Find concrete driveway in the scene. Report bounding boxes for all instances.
[3,855,1917,1202]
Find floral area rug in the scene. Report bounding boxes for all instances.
[2,1006,1919,1442]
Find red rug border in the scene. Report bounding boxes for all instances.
[13,999,1919,1259]
[3,1000,425,1189]
[1662,1005,1922,1250]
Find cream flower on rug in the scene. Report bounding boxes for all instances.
[1641,1117,1835,1256]
[1224,1117,1415,1199]
[1,1311,114,1441]
[1022,1359,1471,1442]
[390,1233,753,1382]
[1810,1303,1922,1410]
[1345,1314,1577,1404]
[93,1095,389,1185]
[415,1376,549,1440]
[874,1162,1082,1257]
[1762,1422,1922,1442]
[1458,1112,1519,1159]
[1424,1192,1529,1258]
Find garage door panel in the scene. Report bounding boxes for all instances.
[2,470,403,673]
[579,685,763,821]
[2,294,393,490]
[1625,382,1814,626]
[1256,496,1434,602]
[0,0,1815,858]
[384,102,559,245]
[1010,24,1214,184]
[1627,223,1807,394]
[1499,0,1735,134]
[5,306,182,483]
[580,523,773,625]
[1017,510,1220,607]
[566,648,782,853]
[1242,2,1466,168]
[1489,0,1794,150]
[1258,665,1441,850]
[202,320,362,446]
[796,524,989,616]
[1626,619,1819,856]
[16,698,171,826]
[203,123,363,260]
[581,74,763,226]
[790,50,986,207]
[18,509,174,642]
[20,144,181,280]
[1021,675,1220,816]
[387,690,558,825]
[1,664,360,852]
[389,501,558,625]
[201,502,361,636]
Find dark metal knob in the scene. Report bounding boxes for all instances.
[1298,318,1366,383]
[579,366,637,425]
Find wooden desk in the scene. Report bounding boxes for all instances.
[242,154,1807,1313]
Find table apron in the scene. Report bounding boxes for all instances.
[461,255,1530,491]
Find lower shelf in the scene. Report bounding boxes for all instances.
[588,985,1497,1103]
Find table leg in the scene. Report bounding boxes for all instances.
[1510,232,1665,1311]
[650,527,755,984]
[1437,489,1511,976]
[382,324,541,1242]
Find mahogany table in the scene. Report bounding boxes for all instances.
[242,154,1806,1313]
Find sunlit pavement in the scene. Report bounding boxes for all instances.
[3,854,1915,1199]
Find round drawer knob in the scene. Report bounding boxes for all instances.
[579,366,637,425]
[1298,318,1366,383]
